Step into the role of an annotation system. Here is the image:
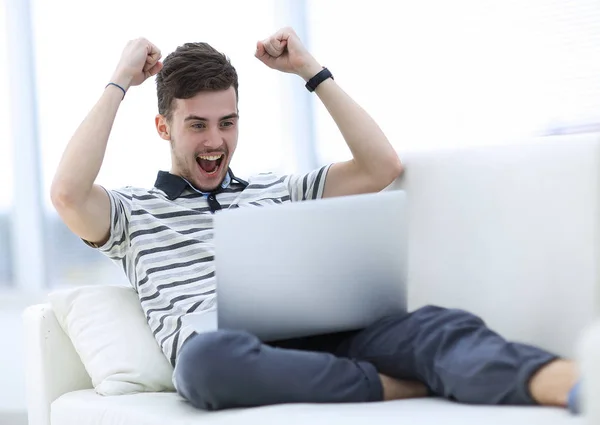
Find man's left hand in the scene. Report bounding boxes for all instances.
[255,27,322,81]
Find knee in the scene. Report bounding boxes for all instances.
[443,307,485,328]
[174,330,260,410]
[418,305,485,327]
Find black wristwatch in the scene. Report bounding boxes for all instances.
[305,67,334,92]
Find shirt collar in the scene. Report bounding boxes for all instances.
[154,168,246,200]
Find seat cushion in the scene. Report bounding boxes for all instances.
[52,390,581,425]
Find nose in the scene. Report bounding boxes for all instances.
[203,126,223,149]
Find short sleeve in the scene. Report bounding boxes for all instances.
[285,164,332,202]
[83,186,132,260]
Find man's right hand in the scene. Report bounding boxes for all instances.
[110,38,163,91]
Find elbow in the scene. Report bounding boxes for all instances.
[381,156,404,187]
[358,151,404,192]
[50,181,79,211]
[50,184,69,211]
[389,157,404,180]
[365,157,404,192]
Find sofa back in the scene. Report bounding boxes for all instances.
[390,134,600,357]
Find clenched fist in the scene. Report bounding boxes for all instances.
[255,27,322,81]
[110,38,163,91]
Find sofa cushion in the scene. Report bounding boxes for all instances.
[52,390,580,425]
[48,285,175,395]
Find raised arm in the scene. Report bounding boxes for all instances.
[255,27,403,198]
[50,38,162,245]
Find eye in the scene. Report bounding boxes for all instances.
[191,122,206,129]
[220,121,234,128]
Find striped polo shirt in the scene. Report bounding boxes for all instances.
[89,165,331,366]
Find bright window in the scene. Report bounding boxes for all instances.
[0,1,13,286]
[307,0,600,162]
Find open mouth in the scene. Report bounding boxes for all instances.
[196,153,225,177]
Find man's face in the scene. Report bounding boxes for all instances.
[156,87,238,192]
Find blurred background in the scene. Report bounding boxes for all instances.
[1,0,599,423]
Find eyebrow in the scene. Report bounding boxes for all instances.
[184,113,239,122]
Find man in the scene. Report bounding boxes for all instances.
[51,27,580,412]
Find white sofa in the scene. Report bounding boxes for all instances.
[24,134,600,425]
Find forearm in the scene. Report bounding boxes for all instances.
[51,85,124,206]
[299,62,402,177]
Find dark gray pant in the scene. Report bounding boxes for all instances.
[174,305,557,411]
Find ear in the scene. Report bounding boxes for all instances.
[155,114,171,141]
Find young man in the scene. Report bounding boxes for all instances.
[51,27,580,412]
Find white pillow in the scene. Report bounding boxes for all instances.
[48,285,175,395]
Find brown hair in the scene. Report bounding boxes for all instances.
[156,42,239,121]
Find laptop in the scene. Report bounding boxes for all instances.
[182,190,408,341]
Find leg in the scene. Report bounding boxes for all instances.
[337,305,565,405]
[173,329,382,410]
[272,331,428,402]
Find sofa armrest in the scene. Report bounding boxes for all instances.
[23,304,92,425]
